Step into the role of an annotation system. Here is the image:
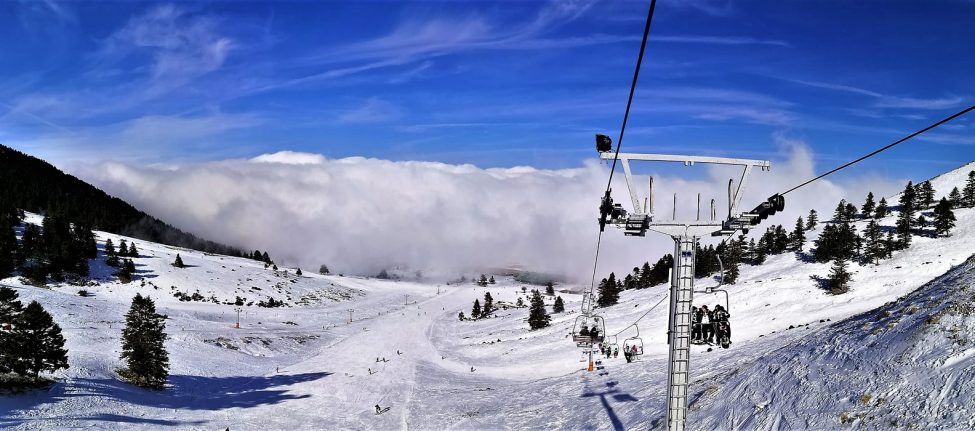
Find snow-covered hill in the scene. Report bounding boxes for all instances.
[1,161,973,430]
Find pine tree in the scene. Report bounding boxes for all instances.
[933,197,956,237]
[471,299,481,319]
[295,268,302,276]
[482,292,494,316]
[319,264,330,275]
[874,198,889,219]
[806,209,819,230]
[545,281,555,296]
[833,200,849,222]
[826,258,851,295]
[488,276,496,284]
[861,192,876,219]
[553,296,565,313]
[262,251,270,263]
[862,220,884,265]
[516,297,524,307]
[128,242,139,258]
[9,301,69,379]
[0,216,16,279]
[918,181,935,208]
[789,217,805,252]
[0,287,23,374]
[172,254,185,268]
[119,240,129,257]
[845,202,858,221]
[120,294,169,388]
[597,273,620,306]
[884,231,897,259]
[896,182,917,248]
[527,290,551,330]
[948,187,963,208]
[458,311,465,321]
[916,214,927,230]
[964,171,975,208]
[478,274,488,287]
[722,239,743,284]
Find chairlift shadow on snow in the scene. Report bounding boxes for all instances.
[580,380,640,431]
[0,372,331,427]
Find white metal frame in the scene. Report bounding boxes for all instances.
[598,150,770,431]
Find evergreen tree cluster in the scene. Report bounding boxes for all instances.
[120,294,169,389]
[0,144,251,258]
[0,287,69,382]
[468,292,494,319]
[0,204,97,284]
[249,250,273,264]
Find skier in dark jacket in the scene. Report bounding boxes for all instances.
[713,304,731,342]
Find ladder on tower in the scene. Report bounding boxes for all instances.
[666,236,697,431]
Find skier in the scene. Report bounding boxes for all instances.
[375,405,381,414]
[691,306,702,343]
[713,304,731,346]
[613,346,619,358]
[470,366,476,372]
[700,305,713,344]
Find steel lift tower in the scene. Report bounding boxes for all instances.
[595,135,783,431]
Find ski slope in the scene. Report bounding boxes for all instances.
[1,161,974,430]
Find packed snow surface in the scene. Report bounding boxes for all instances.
[1,161,974,430]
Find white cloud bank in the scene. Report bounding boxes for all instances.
[74,142,905,281]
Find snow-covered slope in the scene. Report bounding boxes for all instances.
[1,161,973,430]
[691,254,975,430]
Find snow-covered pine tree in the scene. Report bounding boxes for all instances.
[918,181,935,208]
[789,217,805,252]
[597,273,619,306]
[127,242,138,258]
[874,198,890,219]
[826,258,851,294]
[948,187,963,208]
[488,276,496,284]
[964,170,975,208]
[545,281,555,296]
[806,209,819,230]
[933,197,956,237]
[482,292,494,316]
[471,299,481,319]
[553,296,565,313]
[862,220,884,265]
[884,231,897,259]
[458,311,465,321]
[120,293,169,389]
[896,182,917,248]
[319,264,330,275]
[9,301,68,380]
[478,274,488,287]
[861,192,876,218]
[527,289,550,330]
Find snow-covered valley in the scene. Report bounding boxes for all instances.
[2,162,975,430]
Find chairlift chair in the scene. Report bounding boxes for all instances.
[572,314,606,346]
[622,324,644,357]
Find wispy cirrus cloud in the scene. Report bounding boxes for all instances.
[337,98,403,124]
[785,78,966,110]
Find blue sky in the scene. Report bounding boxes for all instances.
[1,0,973,181]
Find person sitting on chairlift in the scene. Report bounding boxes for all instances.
[713,304,731,343]
[691,306,702,343]
[613,346,619,358]
[589,326,601,342]
[699,305,713,344]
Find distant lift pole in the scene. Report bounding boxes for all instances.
[596,140,776,431]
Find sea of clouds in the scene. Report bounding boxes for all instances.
[75,142,904,282]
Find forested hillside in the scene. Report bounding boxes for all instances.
[0,145,244,257]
